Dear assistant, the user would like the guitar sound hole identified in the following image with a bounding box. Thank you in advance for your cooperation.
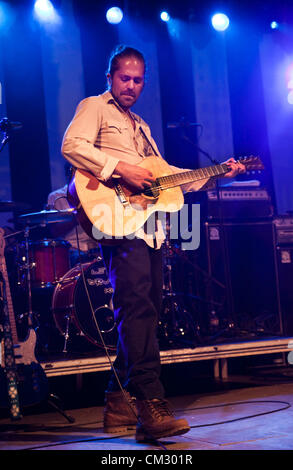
[144,183,160,199]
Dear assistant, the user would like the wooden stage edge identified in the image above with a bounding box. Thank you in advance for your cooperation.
[41,336,293,381]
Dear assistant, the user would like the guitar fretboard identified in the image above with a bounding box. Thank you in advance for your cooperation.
[157,163,229,190]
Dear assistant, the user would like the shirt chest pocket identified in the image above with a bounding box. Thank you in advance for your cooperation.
[99,120,134,150]
[104,121,129,134]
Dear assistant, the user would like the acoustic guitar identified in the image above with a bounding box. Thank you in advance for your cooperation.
[68,155,264,240]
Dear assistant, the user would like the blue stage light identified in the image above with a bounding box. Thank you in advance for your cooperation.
[270,21,279,30]
[0,2,14,30]
[288,90,293,105]
[34,0,58,22]
[211,13,230,32]
[35,0,53,16]
[160,11,170,22]
[106,7,123,24]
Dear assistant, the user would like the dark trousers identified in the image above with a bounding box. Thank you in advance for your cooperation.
[101,238,165,400]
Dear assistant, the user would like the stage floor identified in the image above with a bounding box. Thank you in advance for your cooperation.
[1,379,293,452]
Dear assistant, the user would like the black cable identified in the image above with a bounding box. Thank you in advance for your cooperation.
[177,399,291,428]
[14,399,291,450]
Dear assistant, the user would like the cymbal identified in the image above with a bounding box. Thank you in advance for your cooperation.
[18,209,76,225]
[0,200,31,212]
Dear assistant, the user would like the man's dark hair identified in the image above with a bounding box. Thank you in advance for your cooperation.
[107,45,146,78]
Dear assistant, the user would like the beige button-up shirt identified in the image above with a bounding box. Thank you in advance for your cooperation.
[62,91,214,248]
[47,185,97,252]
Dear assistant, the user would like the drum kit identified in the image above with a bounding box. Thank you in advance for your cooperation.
[1,200,211,358]
[1,201,117,356]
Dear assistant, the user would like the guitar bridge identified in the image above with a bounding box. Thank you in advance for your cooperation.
[114,183,129,206]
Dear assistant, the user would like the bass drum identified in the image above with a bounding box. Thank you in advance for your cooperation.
[52,259,117,351]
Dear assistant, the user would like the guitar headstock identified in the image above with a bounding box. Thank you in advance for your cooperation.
[237,155,264,171]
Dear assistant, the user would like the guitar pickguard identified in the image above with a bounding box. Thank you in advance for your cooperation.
[13,328,37,366]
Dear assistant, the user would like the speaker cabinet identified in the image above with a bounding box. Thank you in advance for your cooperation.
[205,220,283,335]
[275,246,293,336]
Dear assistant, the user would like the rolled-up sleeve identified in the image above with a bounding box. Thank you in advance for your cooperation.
[61,97,120,181]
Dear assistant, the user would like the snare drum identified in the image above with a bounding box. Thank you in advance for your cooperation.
[52,259,117,350]
[18,238,70,288]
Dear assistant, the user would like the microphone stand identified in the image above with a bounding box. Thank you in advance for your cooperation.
[0,118,22,153]
[0,131,9,153]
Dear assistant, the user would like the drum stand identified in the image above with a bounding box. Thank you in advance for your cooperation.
[62,312,71,354]
[23,227,34,328]
[160,227,200,348]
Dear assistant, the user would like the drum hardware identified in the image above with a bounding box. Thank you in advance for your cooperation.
[63,313,71,354]
[0,117,22,153]
[52,260,117,353]
[18,209,76,226]
[3,216,72,353]
[23,226,34,328]
[160,223,201,349]
[3,209,116,355]
[51,304,75,353]
[0,201,31,213]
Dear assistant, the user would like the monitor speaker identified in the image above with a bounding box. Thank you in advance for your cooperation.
[205,220,283,336]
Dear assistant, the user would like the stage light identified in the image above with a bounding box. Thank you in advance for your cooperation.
[34,0,58,23]
[286,64,293,84]
[287,90,293,105]
[34,0,54,16]
[286,64,293,105]
[106,7,123,24]
[211,13,230,32]
[270,21,279,30]
[160,11,170,22]
[0,1,11,27]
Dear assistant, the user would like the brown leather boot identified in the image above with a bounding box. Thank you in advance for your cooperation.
[103,390,138,433]
[135,398,190,442]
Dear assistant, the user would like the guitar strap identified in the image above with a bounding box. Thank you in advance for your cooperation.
[139,126,159,157]
[139,126,160,249]
[0,271,22,420]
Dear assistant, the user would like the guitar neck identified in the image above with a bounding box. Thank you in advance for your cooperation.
[157,163,229,190]
[0,252,18,346]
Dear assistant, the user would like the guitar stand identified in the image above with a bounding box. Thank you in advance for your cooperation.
[47,392,75,423]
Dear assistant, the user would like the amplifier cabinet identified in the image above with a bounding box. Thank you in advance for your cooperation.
[275,246,293,336]
[205,220,283,335]
[206,188,274,220]
[274,216,293,245]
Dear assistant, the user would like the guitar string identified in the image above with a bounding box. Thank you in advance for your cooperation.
[143,159,259,195]
[143,171,227,195]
